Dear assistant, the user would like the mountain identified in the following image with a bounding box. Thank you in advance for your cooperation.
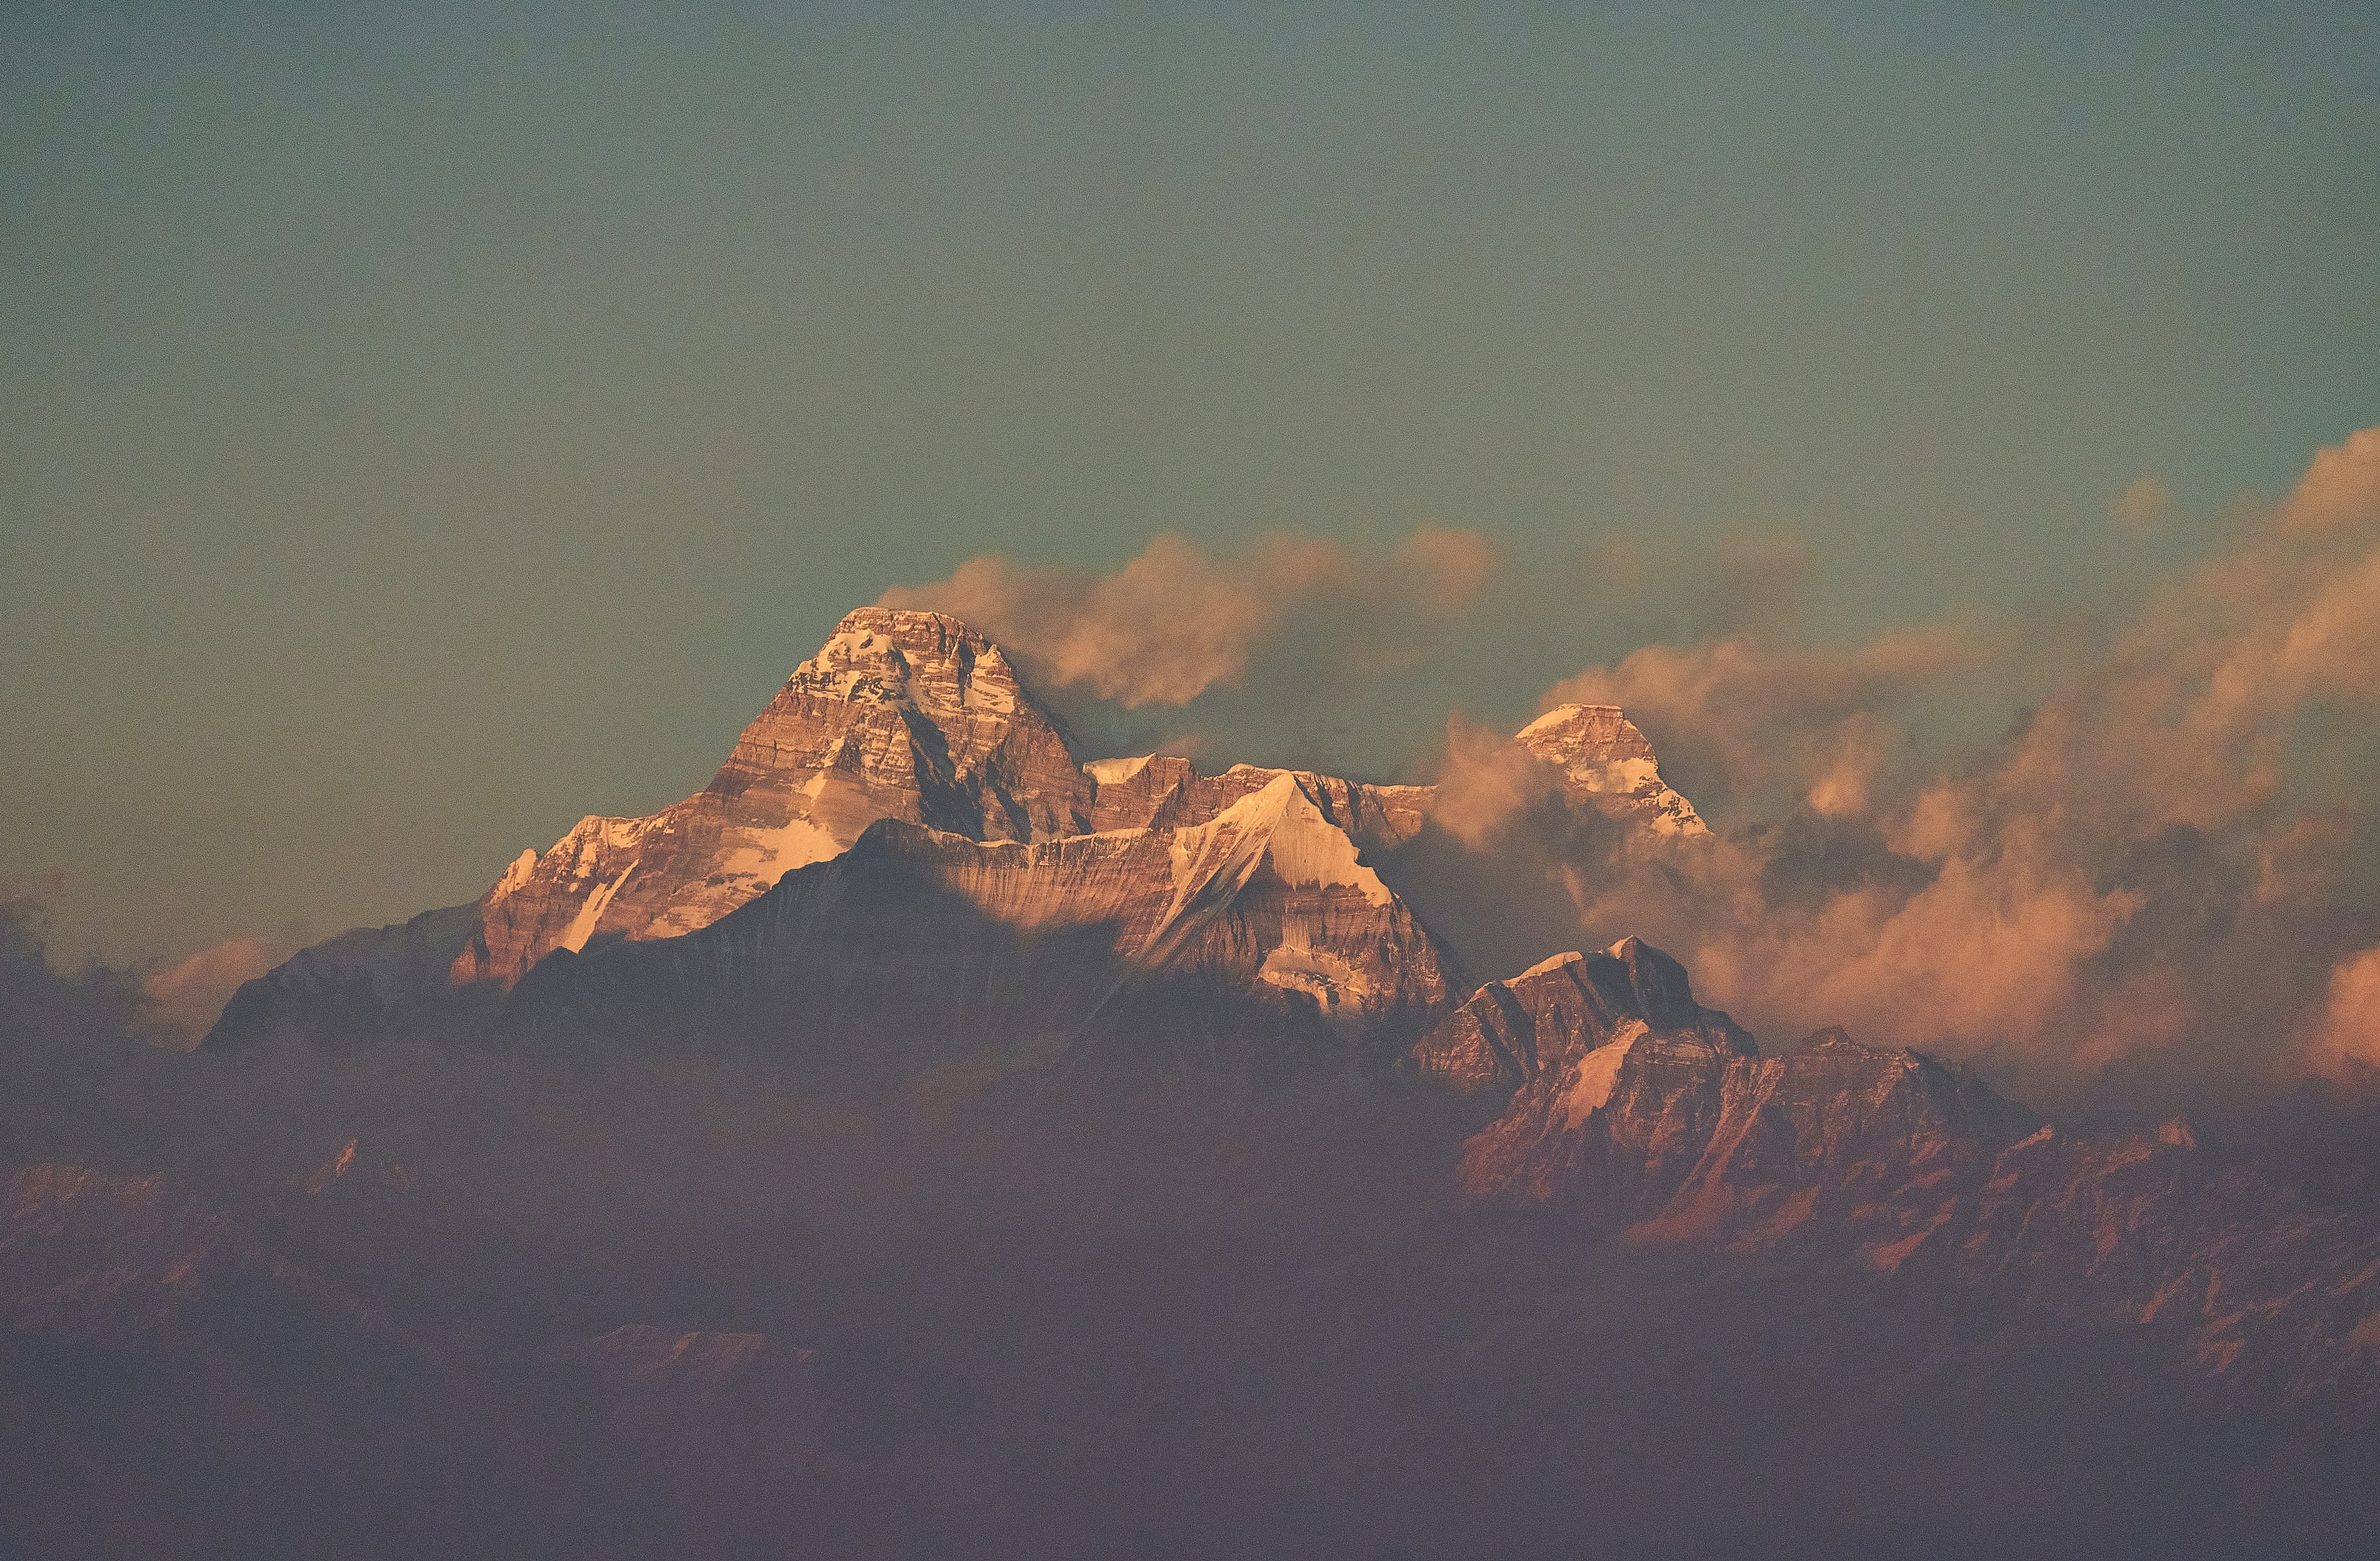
[504,769,1462,1082]
[205,607,1697,1061]
[1445,1003,2380,1417]
[1512,703,1707,836]
[26,602,2380,1554]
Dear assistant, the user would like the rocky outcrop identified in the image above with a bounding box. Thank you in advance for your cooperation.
[1439,941,1758,1225]
[213,603,1741,1061]
[1451,983,2380,1413]
[1952,1123,2380,1413]
[1406,936,1751,1095]
[1623,1027,2041,1258]
[205,901,490,1051]
[1513,703,1705,836]
[504,771,1466,1082]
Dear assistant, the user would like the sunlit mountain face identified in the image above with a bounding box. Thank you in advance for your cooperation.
[11,588,2380,1559]
[10,5,2380,1552]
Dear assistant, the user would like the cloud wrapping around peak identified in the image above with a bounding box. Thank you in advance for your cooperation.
[1537,623,1984,816]
[881,526,1497,709]
[1421,424,2380,1112]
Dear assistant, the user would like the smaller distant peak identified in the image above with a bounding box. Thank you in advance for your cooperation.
[1604,935,1644,960]
[1514,704,1656,764]
[2155,1118,2199,1150]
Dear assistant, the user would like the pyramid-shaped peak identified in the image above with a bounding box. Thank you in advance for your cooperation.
[1512,705,1707,836]
[1515,703,1656,764]
[790,605,1038,721]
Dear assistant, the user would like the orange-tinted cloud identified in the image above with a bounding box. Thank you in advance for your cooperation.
[136,937,279,1051]
[883,526,1497,708]
[2314,944,2380,1072]
[1459,423,2380,1106]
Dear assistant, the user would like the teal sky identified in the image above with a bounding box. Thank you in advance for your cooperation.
[6,2,2377,966]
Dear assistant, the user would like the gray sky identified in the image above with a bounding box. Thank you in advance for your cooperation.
[6,1,2377,968]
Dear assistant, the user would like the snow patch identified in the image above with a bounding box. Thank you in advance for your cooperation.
[1257,779,1393,907]
[1516,703,1626,745]
[1517,950,1585,982]
[1258,941,1378,1013]
[491,848,538,901]
[559,861,639,953]
[1085,755,1154,784]
[716,816,844,885]
[1149,775,1392,968]
[1560,1020,1647,1129]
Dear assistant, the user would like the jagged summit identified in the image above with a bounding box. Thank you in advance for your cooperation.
[446,609,1094,988]
[761,606,1059,738]
[1515,703,1706,836]
[1406,933,1754,1095]
[204,606,1709,1053]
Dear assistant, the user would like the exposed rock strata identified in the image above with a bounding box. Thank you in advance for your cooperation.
[1513,703,1706,836]
[1448,994,2380,1411]
[504,772,1465,1082]
[206,608,1679,1057]
[1406,936,1752,1095]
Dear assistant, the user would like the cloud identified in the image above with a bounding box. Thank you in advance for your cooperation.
[1424,713,1563,850]
[136,938,281,1051]
[1424,423,2380,1112]
[2314,944,2380,1072]
[1536,623,1983,815]
[882,526,1497,709]
[2279,425,2380,536]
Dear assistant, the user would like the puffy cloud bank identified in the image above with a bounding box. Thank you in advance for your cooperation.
[1432,426,2380,1113]
[881,526,1496,708]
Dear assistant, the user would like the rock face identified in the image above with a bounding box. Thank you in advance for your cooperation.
[1433,939,1759,1224]
[1405,936,1751,1095]
[207,903,490,1051]
[1954,1124,2380,1411]
[1445,990,2380,1411]
[204,607,1661,1062]
[505,771,1465,1082]
[457,609,1093,989]
[1513,703,1705,836]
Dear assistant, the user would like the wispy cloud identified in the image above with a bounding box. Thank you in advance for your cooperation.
[881,526,1497,709]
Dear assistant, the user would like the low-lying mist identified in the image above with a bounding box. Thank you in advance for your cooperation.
[8,884,2380,1559]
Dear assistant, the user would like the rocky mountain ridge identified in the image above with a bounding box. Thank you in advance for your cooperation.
[183,603,2380,1431]
[204,607,1685,1060]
